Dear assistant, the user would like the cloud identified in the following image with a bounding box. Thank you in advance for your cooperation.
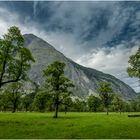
[0,2,140,92]
[0,8,20,36]
[76,45,140,92]
[77,45,137,73]
[33,1,39,18]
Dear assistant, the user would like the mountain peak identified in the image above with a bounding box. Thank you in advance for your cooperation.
[23,33,55,50]
[23,33,38,39]
[23,34,40,46]
[24,34,136,100]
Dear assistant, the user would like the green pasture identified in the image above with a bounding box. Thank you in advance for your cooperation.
[0,112,140,139]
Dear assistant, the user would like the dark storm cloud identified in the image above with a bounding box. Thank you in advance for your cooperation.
[1,1,140,49]
[0,1,119,45]
[0,1,140,92]
[0,1,34,17]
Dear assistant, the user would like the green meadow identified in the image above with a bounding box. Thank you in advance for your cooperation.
[0,112,140,139]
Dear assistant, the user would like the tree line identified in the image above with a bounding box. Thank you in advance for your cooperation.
[0,86,140,114]
[0,26,140,118]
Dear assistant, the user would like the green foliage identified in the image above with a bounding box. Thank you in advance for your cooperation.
[98,81,113,115]
[59,97,73,113]
[127,47,140,79]
[136,96,140,111]
[88,95,101,112]
[5,82,24,112]
[0,92,10,111]
[0,26,35,88]
[112,95,125,113]
[43,61,74,118]
[21,94,33,112]
[33,91,48,112]
[130,96,140,112]
[72,98,88,112]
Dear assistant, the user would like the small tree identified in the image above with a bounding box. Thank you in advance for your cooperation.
[43,61,74,118]
[0,26,35,88]
[0,92,10,111]
[72,98,87,112]
[124,102,131,112]
[88,95,101,112]
[112,95,124,114]
[136,96,140,112]
[5,82,23,113]
[21,94,32,112]
[33,91,47,112]
[98,81,113,115]
[129,96,140,112]
[61,96,73,114]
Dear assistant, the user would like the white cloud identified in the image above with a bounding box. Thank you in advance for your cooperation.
[76,45,140,92]
[0,2,140,92]
[0,8,20,36]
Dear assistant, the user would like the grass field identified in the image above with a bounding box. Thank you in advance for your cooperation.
[0,112,140,139]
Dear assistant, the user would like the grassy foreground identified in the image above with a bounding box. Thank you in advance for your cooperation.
[0,112,140,139]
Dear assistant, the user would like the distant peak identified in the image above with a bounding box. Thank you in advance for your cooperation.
[23,33,40,46]
[23,33,56,50]
[23,33,38,39]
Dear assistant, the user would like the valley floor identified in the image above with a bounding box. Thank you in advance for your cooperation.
[0,112,140,139]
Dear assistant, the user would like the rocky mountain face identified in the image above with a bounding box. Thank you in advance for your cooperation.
[24,34,136,100]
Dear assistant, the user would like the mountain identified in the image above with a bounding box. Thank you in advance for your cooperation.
[23,34,136,100]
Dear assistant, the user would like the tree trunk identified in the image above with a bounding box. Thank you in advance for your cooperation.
[12,104,16,113]
[120,109,121,115]
[54,103,59,118]
[65,106,67,114]
[12,100,17,113]
[25,105,28,112]
[94,107,97,112]
[107,108,109,115]
[3,106,7,112]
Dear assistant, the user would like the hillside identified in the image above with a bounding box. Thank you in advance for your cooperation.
[24,34,136,100]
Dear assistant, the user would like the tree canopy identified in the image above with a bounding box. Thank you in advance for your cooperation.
[98,81,113,115]
[88,95,101,112]
[0,26,35,88]
[127,47,140,79]
[43,61,74,118]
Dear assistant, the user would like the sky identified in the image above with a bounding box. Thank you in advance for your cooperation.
[0,1,140,92]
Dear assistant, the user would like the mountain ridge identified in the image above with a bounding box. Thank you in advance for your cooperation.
[23,34,136,100]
